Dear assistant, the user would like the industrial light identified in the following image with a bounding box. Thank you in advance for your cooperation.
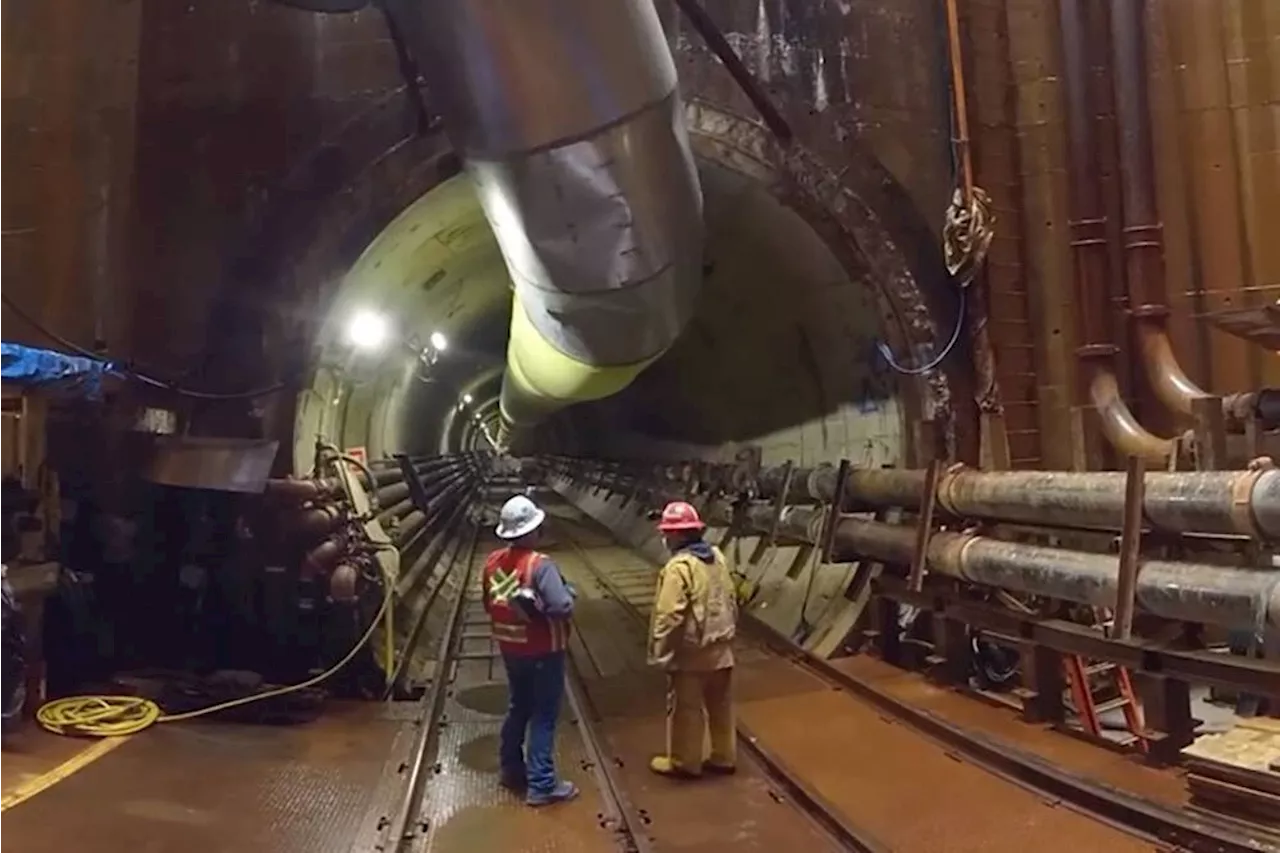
[429,331,448,352]
[463,393,473,405]
[346,310,389,351]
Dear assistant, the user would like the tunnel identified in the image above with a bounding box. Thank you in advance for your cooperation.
[2,1,1278,851]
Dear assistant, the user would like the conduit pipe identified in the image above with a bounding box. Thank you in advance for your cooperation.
[700,501,1279,634]
[1059,0,1175,464]
[752,461,1280,541]
[384,0,704,447]
[1108,0,1272,430]
[1109,0,1205,414]
[551,454,1280,541]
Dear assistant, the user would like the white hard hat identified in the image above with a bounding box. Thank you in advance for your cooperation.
[495,495,546,540]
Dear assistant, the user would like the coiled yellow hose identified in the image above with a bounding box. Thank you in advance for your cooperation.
[36,573,394,738]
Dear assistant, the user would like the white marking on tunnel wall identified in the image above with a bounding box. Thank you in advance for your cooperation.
[813,50,829,112]
[755,0,771,82]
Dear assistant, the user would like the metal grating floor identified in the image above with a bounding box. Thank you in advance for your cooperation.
[411,659,619,853]
[2,704,407,853]
[414,696,612,852]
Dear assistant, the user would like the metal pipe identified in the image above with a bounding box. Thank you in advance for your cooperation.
[394,478,471,548]
[383,0,703,443]
[943,0,974,206]
[1059,0,1175,460]
[1108,0,1212,422]
[1087,367,1176,464]
[377,467,471,526]
[569,456,1280,540]
[707,501,1279,633]
[397,489,477,597]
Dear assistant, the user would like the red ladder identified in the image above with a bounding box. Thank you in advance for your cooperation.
[1063,656,1148,753]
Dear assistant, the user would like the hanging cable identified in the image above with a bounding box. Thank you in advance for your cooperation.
[877,286,969,376]
[2,292,287,401]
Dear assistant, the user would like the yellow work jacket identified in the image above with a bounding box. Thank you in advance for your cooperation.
[648,545,738,672]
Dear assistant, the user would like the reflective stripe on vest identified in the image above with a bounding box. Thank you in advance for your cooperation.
[484,548,569,654]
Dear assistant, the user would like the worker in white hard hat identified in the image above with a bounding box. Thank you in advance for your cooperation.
[481,494,579,806]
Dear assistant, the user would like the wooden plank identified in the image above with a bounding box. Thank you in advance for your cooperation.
[907,459,944,594]
[1186,773,1280,826]
[1112,455,1145,640]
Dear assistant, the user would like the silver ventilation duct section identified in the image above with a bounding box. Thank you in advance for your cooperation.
[383,0,705,438]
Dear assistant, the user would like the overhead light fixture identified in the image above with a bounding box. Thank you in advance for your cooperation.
[463,393,473,405]
[346,310,389,351]
[429,331,448,352]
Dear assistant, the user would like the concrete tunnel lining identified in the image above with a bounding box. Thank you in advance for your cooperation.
[295,102,966,479]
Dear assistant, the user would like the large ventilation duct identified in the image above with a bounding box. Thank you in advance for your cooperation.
[384,0,705,446]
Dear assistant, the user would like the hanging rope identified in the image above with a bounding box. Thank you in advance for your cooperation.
[943,186,995,287]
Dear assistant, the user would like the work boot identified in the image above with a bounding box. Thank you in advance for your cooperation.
[526,780,579,807]
[702,760,736,776]
[499,768,527,793]
[648,755,701,779]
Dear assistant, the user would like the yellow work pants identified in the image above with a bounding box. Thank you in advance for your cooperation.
[665,668,735,772]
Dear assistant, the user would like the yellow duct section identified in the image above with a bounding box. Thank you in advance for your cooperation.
[499,294,657,442]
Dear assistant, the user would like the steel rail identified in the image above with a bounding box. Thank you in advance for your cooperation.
[383,503,486,853]
[562,650,653,853]
[738,620,1269,853]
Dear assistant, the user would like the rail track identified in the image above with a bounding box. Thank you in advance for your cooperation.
[548,499,1272,853]
[360,494,651,853]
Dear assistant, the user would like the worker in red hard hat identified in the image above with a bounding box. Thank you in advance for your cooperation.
[646,500,739,778]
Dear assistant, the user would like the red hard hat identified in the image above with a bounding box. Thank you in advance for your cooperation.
[657,501,704,532]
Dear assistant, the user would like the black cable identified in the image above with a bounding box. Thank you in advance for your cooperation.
[2,292,288,401]
[375,0,432,137]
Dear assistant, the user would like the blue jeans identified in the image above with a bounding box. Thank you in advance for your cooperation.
[500,651,565,796]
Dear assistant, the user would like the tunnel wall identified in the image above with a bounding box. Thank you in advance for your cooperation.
[3,1,954,405]
[304,96,958,471]
[960,0,1280,468]
[2,0,141,356]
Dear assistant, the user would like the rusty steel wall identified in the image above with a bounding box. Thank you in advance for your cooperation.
[1,0,141,358]
[963,0,1279,469]
[125,1,407,378]
[658,0,954,227]
[1147,0,1280,399]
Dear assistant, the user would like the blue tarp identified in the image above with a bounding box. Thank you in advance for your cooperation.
[0,342,120,400]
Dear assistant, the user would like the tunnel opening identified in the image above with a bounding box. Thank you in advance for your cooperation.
[297,101,965,477]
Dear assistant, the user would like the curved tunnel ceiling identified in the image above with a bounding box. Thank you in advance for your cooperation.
[297,105,946,477]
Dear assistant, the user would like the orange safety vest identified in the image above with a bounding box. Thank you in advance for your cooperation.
[482,548,571,657]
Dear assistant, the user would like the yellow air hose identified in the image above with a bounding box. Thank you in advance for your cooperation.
[35,564,395,739]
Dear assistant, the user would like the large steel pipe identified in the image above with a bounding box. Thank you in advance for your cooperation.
[377,467,472,528]
[557,456,1280,541]
[393,477,473,548]
[383,0,703,444]
[397,491,477,596]
[705,501,1279,633]
[754,462,1280,541]
[1059,0,1174,463]
[1108,0,1208,420]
